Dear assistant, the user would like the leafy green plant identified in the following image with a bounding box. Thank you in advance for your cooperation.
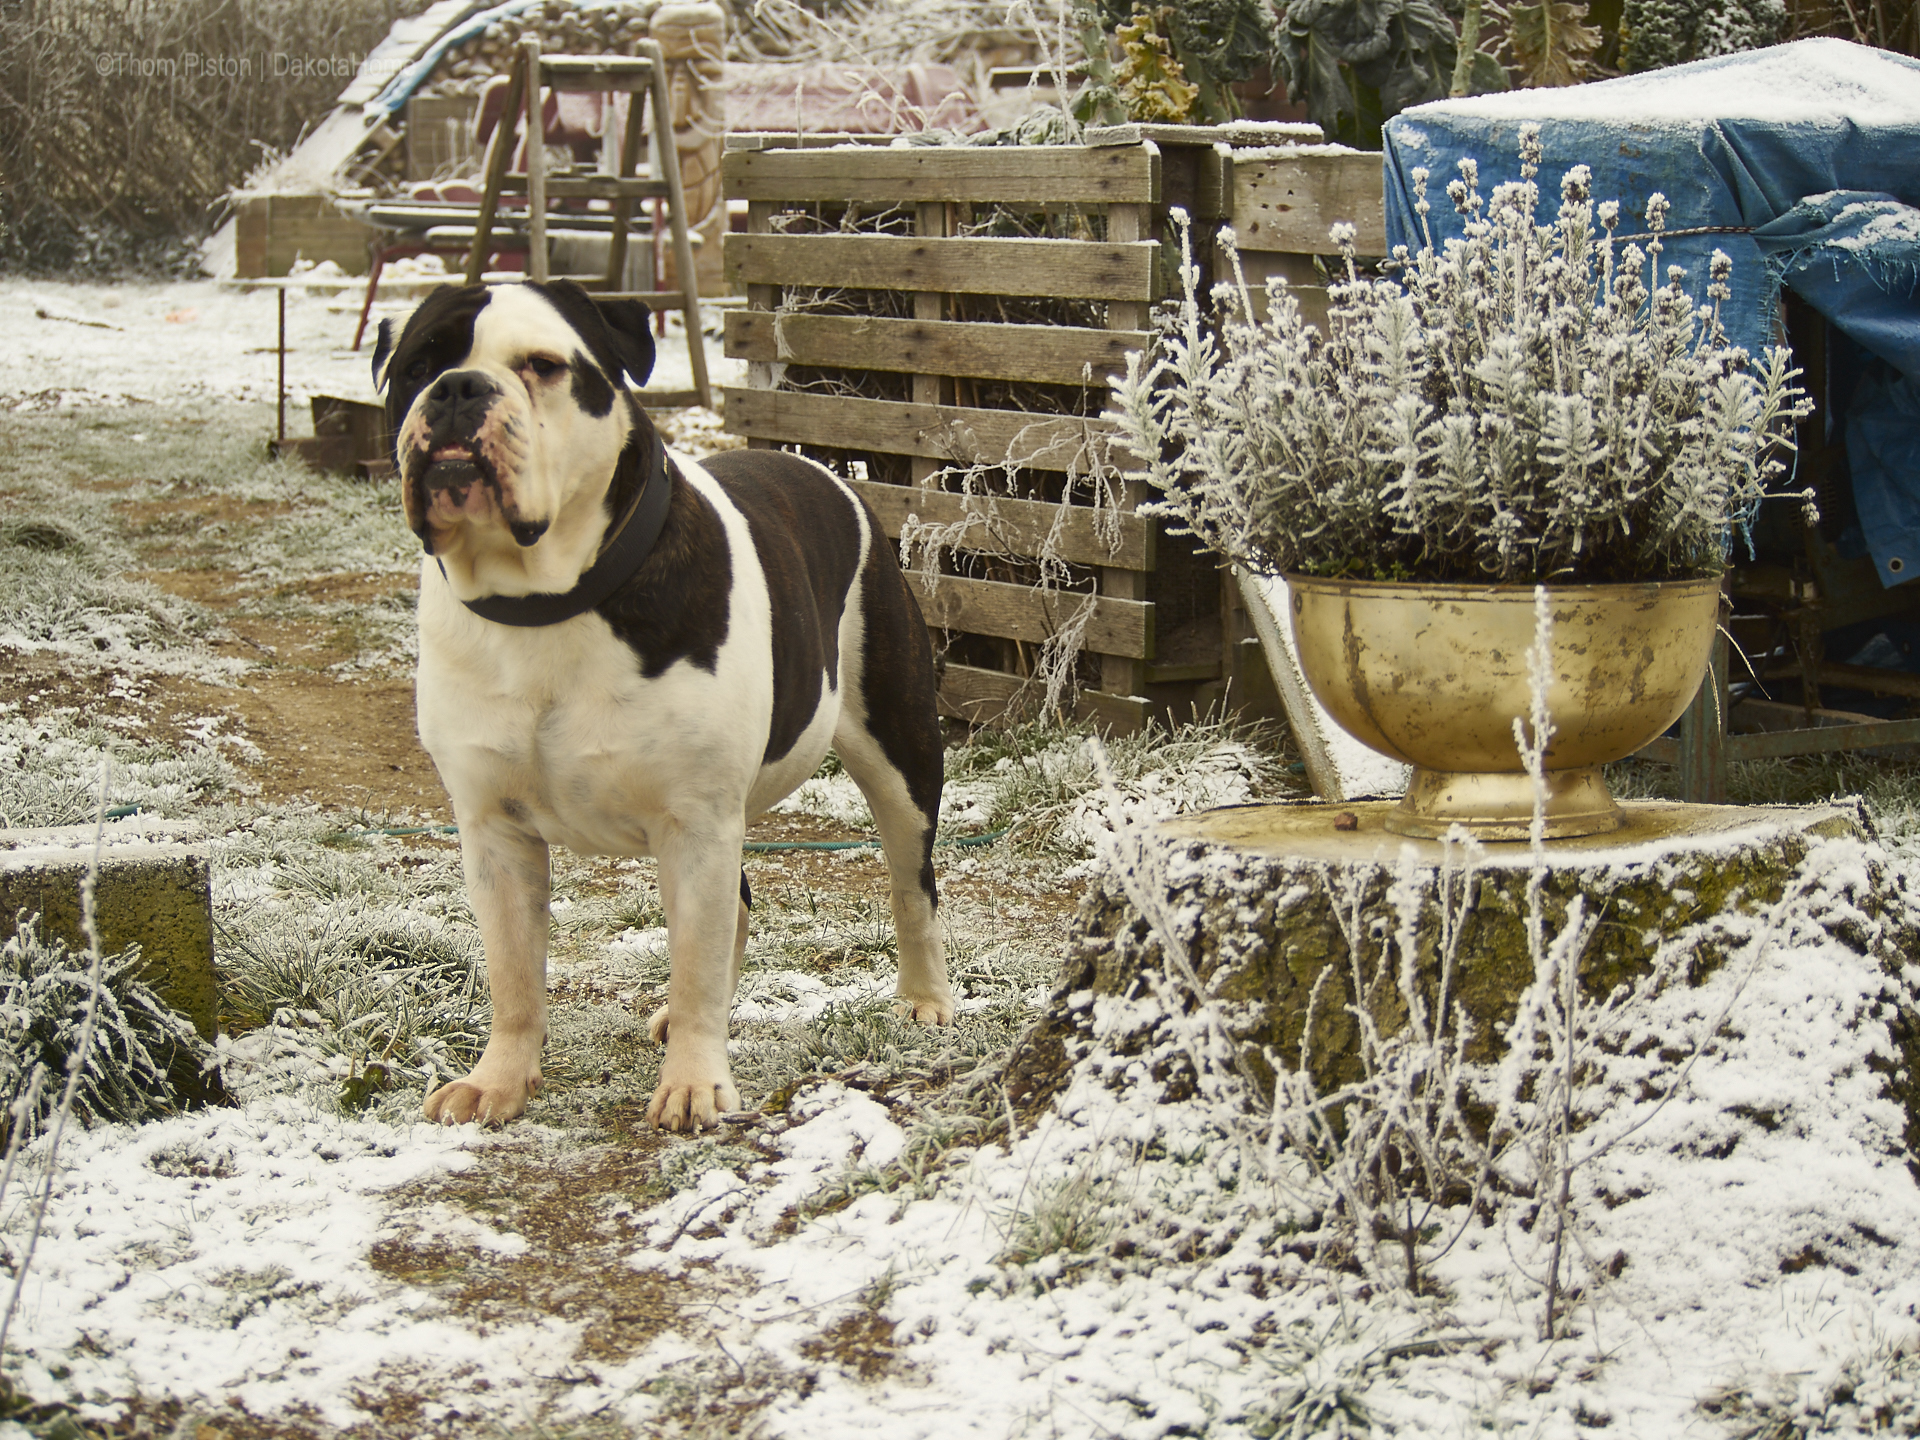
[1275,0,1473,149]
[1112,125,1810,584]
[1621,0,1786,71]
[1073,0,1278,124]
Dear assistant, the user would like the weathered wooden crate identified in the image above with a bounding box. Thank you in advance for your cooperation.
[406,94,481,181]
[719,129,1386,733]
[233,192,375,278]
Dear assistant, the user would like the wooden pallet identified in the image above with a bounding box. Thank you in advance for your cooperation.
[720,138,1190,732]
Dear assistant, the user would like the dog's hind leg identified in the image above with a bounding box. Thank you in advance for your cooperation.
[838,726,952,1024]
[836,552,953,1026]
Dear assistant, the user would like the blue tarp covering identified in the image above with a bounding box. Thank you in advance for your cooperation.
[1382,39,1920,586]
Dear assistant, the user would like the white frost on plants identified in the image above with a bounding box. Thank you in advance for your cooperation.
[9,818,1920,1436]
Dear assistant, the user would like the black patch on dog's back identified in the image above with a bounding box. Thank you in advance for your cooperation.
[597,452,731,677]
[701,451,866,765]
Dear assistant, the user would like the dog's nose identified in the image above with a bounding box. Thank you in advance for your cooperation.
[424,369,503,432]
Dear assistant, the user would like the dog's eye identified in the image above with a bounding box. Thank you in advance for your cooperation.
[405,358,432,383]
[527,356,564,380]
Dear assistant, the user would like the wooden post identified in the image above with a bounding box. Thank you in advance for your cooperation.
[641,39,710,408]
[463,49,527,285]
[1099,195,1150,709]
[910,200,950,487]
[603,75,648,292]
[524,39,547,284]
[744,196,777,449]
[1679,627,1729,804]
[276,286,286,448]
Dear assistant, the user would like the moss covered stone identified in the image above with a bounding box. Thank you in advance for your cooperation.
[1009,799,1920,1159]
[0,820,217,1039]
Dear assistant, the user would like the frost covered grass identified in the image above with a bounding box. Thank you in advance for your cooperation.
[0,916,208,1147]
[778,711,1292,856]
[0,706,241,828]
[0,403,422,686]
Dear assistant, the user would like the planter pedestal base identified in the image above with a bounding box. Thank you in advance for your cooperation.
[1390,763,1619,839]
[1004,800,1920,1158]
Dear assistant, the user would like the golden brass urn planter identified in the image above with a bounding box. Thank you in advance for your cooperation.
[1286,575,1722,840]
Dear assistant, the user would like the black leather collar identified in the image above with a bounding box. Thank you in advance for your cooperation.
[447,436,672,627]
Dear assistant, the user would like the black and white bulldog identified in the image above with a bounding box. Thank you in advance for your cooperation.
[372,280,953,1132]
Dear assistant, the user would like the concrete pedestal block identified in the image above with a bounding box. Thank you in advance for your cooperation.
[0,819,217,1041]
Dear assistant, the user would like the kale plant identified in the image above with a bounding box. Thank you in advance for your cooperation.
[1111,124,1811,585]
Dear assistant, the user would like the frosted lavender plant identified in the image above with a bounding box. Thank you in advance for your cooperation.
[1112,124,1812,583]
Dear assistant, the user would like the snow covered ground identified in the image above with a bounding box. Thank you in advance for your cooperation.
[9,822,1920,1438]
[0,262,740,416]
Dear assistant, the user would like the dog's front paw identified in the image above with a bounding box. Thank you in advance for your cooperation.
[646,1062,740,1133]
[646,1003,671,1044]
[898,990,955,1026]
[424,1070,538,1126]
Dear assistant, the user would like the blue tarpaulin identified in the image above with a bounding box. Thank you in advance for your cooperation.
[1382,38,1920,586]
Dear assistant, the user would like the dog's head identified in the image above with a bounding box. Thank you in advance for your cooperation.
[372,280,657,597]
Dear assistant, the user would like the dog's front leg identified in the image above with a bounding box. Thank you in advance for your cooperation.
[424,817,551,1125]
[646,823,746,1132]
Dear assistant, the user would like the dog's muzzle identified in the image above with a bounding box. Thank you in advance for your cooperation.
[405,369,548,548]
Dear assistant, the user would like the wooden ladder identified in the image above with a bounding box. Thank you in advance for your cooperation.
[464,38,710,410]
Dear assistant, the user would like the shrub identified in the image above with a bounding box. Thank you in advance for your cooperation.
[1112,124,1811,584]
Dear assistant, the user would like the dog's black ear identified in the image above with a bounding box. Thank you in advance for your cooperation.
[593,297,656,391]
[370,319,396,393]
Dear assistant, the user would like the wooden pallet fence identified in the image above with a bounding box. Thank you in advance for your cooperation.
[721,138,1180,732]
[719,130,1390,734]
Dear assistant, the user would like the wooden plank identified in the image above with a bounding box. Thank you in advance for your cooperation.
[721,388,1137,473]
[906,572,1151,659]
[722,144,1159,205]
[938,662,1149,733]
[1084,121,1323,147]
[724,311,1150,387]
[724,233,1159,301]
[539,55,653,92]
[1229,150,1387,256]
[725,132,895,151]
[1650,714,1920,762]
[1729,717,1920,760]
[846,477,1149,571]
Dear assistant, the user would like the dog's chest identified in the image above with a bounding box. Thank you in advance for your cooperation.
[416,580,778,852]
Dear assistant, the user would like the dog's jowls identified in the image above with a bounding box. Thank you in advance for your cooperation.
[374,280,953,1131]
